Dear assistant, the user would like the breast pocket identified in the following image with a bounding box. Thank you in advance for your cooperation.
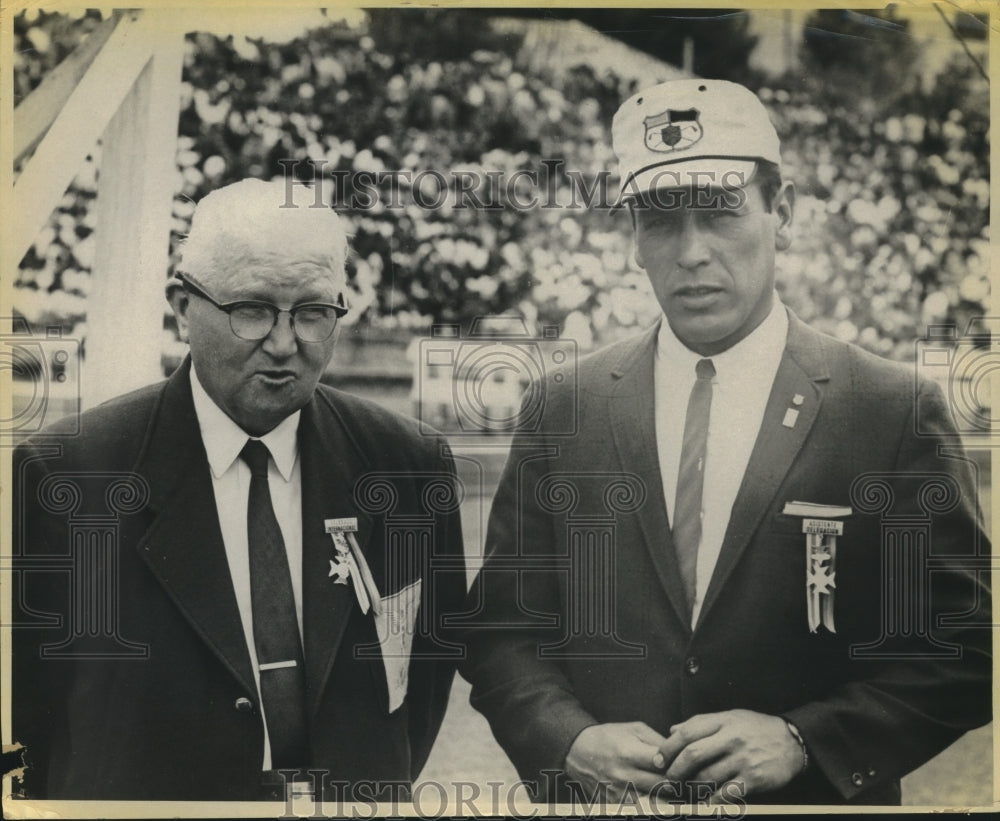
[373,579,422,713]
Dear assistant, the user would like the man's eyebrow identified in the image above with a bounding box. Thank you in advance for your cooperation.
[231,288,334,304]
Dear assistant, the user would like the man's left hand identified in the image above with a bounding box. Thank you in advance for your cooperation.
[653,709,802,801]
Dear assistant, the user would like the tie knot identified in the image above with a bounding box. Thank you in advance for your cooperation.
[240,439,271,477]
[696,358,716,380]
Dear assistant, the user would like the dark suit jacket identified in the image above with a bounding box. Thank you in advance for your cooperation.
[460,312,991,805]
[12,358,466,801]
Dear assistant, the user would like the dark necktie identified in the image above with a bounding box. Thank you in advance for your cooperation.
[673,358,716,620]
[240,439,308,768]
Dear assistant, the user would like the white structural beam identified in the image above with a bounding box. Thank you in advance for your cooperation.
[11,10,154,269]
[13,13,121,169]
[86,14,185,407]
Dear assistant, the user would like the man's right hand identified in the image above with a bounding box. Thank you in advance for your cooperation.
[564,721,671,800]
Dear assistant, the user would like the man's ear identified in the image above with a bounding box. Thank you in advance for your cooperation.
[166,283,191,342]
[774,181,795,252]
[628,204,646,269]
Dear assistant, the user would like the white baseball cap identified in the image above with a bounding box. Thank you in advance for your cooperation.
[612,79,781,200]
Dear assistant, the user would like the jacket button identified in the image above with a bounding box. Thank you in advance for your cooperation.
[851,772,864,787]
[684,656,700,675]
[867,767,877,777]
[235,697,253,712]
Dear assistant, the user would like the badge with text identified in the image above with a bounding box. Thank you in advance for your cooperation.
[324,517,382,616]
[782,501,852,633]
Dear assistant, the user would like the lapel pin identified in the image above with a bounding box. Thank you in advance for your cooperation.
[324,517,382,616]
[792,393,804,406]
[782,408,799,428]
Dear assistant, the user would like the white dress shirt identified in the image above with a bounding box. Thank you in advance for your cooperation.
[654,297,788,627]
[189,365,303,770]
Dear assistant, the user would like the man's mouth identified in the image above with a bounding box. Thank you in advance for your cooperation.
[673,285,725,302]
[256,370,297,385]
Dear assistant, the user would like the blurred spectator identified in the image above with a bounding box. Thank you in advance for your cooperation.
[14,9,989,363]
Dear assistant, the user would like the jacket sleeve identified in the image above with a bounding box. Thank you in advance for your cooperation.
[458,433,599,789]
[783,378,992,800]
[11,440,70,799]
[406,437,468,780]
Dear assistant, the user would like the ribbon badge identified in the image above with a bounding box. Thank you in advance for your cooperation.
[782,502,852,633]
[324,517,382,616]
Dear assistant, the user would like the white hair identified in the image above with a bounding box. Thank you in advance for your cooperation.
[178,178,348,292]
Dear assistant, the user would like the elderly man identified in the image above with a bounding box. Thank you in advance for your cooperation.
[13,179,466,801]
[460,80,991,805]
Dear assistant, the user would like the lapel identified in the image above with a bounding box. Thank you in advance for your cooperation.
[133,364,378,716]
[697,312,831,627]
[298,389,376,718]
[607,322,693,632]
[133,358,257,697]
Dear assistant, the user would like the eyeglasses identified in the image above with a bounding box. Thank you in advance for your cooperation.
[177,272,348,343]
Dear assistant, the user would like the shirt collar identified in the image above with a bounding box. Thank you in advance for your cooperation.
[656,293,788,380]
[189,364,300,481]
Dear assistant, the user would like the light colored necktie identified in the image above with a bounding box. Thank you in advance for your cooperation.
[673,358,716,619]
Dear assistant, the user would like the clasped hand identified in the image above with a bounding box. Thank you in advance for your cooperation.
[564,710,802,803]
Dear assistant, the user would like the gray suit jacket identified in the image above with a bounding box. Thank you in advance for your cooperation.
[461,311,991,804]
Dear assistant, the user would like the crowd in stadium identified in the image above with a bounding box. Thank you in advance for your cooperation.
[14,9,989,364]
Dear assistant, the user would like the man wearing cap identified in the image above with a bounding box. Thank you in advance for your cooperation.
[461,80,990,804]
[13,178,466,801]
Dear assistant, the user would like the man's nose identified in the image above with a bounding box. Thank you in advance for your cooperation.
[261,311,298,357]
[675,214,711,270]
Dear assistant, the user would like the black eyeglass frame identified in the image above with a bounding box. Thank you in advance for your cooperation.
[176,272,349,343]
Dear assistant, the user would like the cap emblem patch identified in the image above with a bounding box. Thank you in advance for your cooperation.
[643,108,702,153]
